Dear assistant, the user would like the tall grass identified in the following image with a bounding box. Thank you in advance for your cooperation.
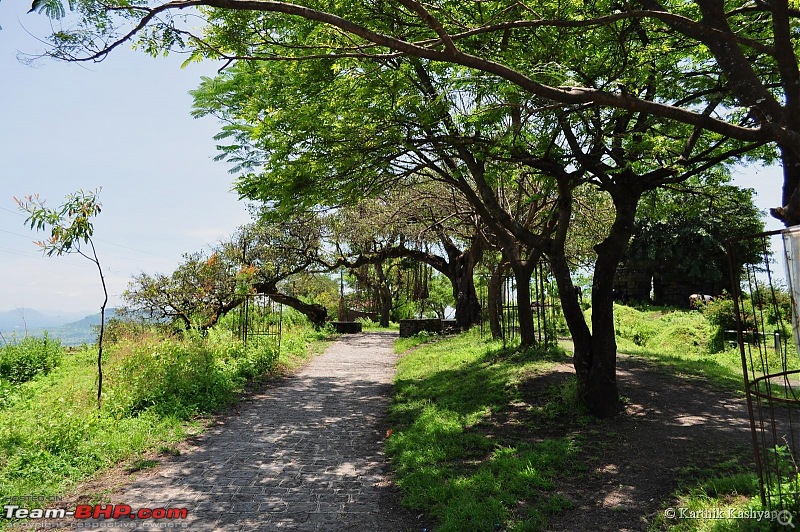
[0,336,62,385]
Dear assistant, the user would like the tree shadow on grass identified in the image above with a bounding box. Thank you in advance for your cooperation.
[542,355,757,531]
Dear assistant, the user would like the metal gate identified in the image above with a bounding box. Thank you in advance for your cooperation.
[726,228,800,514]
[481,261,557,347]
[235,294,282,351]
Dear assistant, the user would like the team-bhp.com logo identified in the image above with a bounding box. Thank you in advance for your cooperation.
[4,504,189,520]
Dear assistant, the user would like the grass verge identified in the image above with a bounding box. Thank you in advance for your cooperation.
[0,322,330,515]
[388,329,581,531]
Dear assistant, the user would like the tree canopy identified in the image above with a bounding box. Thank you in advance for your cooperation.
[16,0,792,416]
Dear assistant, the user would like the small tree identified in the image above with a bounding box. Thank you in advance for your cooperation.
[14,189,107,408]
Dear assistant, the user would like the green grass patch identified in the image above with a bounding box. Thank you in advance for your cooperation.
[394,330,443,354]
[650,469,771,531]
[388,329,580,530]
[607,305,773,393]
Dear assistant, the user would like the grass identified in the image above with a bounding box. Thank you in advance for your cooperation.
[0,320,330,512]
[393,330,441,353]
[388,329,581,530]
[389,306,800,531]
[648,467,770,531]
[607,304,800,394]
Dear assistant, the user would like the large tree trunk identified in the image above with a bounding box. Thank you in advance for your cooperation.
[585,185,643,417]
[776,144,800,226]
[435,231,484,330]
[547,176,641,418]
[549,247,592,398]
[451,244,482,329]
[375,262,392,327]
[510,260,537,347]
[487,263,505,339]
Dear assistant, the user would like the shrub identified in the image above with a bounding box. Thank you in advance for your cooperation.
[106,334,233,418]
[209,329,279,382]
[0,336,62,384]
[106,328,281,419]
[613,305,658,347]
[701,294,786,352]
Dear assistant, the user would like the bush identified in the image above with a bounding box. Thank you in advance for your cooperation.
[106,334,233,418]
[0,336,62,384]
[106,329,281,419]
[700,293,792,352]
[208,328,279,382]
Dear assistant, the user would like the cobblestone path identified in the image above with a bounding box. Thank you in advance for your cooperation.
[81,331,418,531]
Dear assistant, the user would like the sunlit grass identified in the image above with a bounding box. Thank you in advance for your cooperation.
[388,329,580,530]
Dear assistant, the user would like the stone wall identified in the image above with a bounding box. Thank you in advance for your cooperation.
[332,321,363,334]
[399,318,443,337]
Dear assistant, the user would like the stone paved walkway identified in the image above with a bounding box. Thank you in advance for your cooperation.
[80,332,418,531]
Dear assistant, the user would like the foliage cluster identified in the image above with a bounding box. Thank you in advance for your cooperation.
[628,185,765,299]
[0,336,62,385]
[702,287,794,353]
[104,330,276,419]
[389,329,578,530]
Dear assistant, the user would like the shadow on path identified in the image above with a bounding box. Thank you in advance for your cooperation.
[69,332,422,531]
[544,355,756,531]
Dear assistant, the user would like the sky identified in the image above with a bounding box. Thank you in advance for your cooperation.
[1,3,252,318]
[0,3,792,318]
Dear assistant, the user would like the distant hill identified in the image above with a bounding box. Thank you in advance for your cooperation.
[0,308,119,347]
[0,308,76,331]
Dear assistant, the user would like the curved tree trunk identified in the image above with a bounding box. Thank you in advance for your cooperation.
[264,292,328,328]
[547,176,641,418]
[585,187,640,417]
[253,282,328,327]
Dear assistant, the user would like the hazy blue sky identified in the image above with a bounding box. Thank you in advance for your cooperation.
[0,3,789,318]
[1,4,251,317]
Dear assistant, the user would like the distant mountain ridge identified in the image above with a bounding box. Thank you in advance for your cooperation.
[0,308,119,346]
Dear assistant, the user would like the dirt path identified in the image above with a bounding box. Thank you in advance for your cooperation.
[543,355,756,531]
[46,332,422,531]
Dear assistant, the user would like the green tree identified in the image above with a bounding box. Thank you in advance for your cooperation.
[124,214,331,329]
[626,182,765,304]
[14,189,108,407]
[22,0,789,219]
[122,250,240,331]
